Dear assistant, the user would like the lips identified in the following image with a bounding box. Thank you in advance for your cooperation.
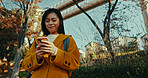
[49,26,54,29]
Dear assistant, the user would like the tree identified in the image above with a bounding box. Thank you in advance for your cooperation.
[0,0,43,77]
[123,0,148,35]
[123,0,148,11]
[108,0,147,52]
[73,0,118,61]
[10,0,44,77]
[26,4,43,47]
[0,6,21,76]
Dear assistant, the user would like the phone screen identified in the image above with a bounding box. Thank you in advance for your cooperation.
[37,37,48,44]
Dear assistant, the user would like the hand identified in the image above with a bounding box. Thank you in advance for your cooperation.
[36,50,44,63]
[36,40,57,57]
[36,50,44,59]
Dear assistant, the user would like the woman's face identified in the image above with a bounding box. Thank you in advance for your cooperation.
[45,12,60,34]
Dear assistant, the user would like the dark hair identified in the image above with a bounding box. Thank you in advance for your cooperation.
[41,8,65,35]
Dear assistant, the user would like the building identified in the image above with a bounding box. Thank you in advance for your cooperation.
[111,36,139,52]
[140,0,148,50]
[140,0,148,35]
[141,34,148,50]
[85,42,107,61]
[79,49,86,64]
[85,42,107,54]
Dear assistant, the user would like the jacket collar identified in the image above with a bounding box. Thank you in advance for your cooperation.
[53,34,71,46]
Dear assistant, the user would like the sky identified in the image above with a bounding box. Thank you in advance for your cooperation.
[1,0,147,51]
[39,0,147,51]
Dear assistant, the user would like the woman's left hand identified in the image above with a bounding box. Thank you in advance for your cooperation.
[38,40,57,55]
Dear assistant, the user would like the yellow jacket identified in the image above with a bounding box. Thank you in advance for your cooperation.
[22,34,79,78]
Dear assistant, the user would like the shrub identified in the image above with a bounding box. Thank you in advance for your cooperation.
[19,71,29,78]
[72,50,148,78]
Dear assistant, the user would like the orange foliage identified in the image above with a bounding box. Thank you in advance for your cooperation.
[14,0,21,1]
[26,4,43,38]
[29,2,32,5]
[0,7,21,30]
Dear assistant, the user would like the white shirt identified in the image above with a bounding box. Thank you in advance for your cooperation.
[47,34,59,56]
[47,34,59,42]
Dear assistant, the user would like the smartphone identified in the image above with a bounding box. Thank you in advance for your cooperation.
[37,37,48,44]
[36,37,48,50]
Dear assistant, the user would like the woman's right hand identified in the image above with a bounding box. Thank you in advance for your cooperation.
[36,44,44,60]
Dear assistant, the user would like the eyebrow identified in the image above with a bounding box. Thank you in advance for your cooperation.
[45,18,56,19]
[45,18,49,19]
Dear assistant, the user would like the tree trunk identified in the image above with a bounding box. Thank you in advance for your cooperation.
[104,39,115,62]
[11,48,23,78]
[7,59,12,78]
[11,16,28,78]
[73,0,118,62]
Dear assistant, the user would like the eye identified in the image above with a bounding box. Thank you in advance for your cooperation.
[45,20,49,22]
[45,19,49,22]
[52,19,56,22]
[45,21,49,22]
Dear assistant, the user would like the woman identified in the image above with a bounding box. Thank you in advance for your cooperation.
[22,8,79,78]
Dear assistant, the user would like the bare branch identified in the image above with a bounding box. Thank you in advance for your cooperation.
[22,2,26,15]
[18,1,23,9]
[27,0,34,14]
[1,0,6,8]
[103,0,111,37]
[107,0,111,38]
[26,0,30,10]
[108,0,118,37]
[73,0,104,38]
[109,0,118,17]
[11,1,21,8]
[103,0,118,36]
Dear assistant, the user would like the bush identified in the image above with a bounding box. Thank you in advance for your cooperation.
[19,71,29,78]
[72,50,148,78]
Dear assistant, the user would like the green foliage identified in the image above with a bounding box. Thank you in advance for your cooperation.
[89,52,97,59]
[72,50,148,78]
[19,72,29,78]
[128,41,138,51]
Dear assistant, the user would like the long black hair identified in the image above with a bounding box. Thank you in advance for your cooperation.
[41,8,65,35]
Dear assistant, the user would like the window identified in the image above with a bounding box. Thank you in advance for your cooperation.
[128,42,132,45]
[113,43,116,47]
[144,38,148,43]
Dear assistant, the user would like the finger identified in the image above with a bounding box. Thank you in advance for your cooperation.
[37,53,44,56]
[41,50,54,54]
[36,45,41,50]
[37,54,43,58]
[37,44,50,50]
[37,49,54,54]
[41,40,50,44]
[41,40,54,45]
[36,50,48,54]
[39,43,50,46]
[36,50,44,54]
[40,47,51,50]
[36,50,41,53]
[37,52,47,57]
[39,43,52,48]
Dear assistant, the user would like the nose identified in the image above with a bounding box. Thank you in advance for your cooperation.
[49,21,53,24]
